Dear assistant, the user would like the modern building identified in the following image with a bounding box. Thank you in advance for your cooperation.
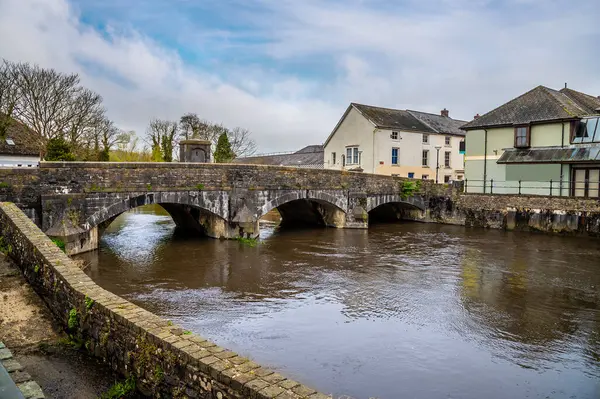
[0,118,40,167]
[462,86,600,197]
[234,145,324,169]
[324,103,466,182]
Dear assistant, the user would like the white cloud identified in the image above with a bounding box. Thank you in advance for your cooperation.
[0,0,338,153]
[0,0,599,153]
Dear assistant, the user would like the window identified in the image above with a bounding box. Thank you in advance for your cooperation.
[422,175,429,180]
[341,155,346,166]
[422,150,429,167]
[572,117,600,144]
[331,152,336,165]
[423,134,429,144]
[391,131,399,140]
[5,138,14,145]
[459,140,466,154]
[391,148,399,165]
[346,147,360,165]
[408,172,415,178]
[444,151,451,168]
[572,168,600,198]
[514,125,530,148]
[445,136,451,146]
[444,175,451,183]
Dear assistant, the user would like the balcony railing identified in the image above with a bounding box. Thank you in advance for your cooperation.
[464,179,599,198]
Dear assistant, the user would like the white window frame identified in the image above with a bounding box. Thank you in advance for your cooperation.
[444,151,451,168]
[331,152,336,165]
[346,146,360,165]
[423,134,429,144]
[391,131,399,140]
[422,150,429,167]
[445,136,451,146]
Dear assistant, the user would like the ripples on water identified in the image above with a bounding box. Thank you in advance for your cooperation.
[79,205,600,399]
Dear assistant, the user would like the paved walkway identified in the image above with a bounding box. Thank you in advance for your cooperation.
[0,342,44,399]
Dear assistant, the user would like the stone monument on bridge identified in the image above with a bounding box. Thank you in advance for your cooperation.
[179,139,212,163]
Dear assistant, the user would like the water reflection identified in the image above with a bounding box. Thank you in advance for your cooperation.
[79,205,600,399]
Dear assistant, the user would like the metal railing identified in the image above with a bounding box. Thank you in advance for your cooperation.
[464,179,600,198]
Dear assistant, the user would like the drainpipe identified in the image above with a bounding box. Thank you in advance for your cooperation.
[560,122,565,195]
[372,129,376,173]
[483,129,488,194]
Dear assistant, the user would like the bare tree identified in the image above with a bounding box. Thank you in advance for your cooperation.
[66,88,104,149]
[0,60,20,137]
[228,127,257,158]
[147,119,178,162]
[11,62,80,144]
[179,113,202,140]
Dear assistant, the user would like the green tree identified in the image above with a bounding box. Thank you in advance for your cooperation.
[45,137,75,161]
[214,132,235,163]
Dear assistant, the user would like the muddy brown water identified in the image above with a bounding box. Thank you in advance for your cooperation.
[77,205,600,399]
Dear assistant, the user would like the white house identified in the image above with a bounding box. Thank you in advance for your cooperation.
[324,103,467,182]
[0,118,40,167]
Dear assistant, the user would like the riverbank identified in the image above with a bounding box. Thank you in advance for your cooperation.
[0,253,123,399]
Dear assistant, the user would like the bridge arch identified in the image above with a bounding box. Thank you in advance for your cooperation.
[258,190,347,228]
[84,191,231,238]
[366,194,425,224]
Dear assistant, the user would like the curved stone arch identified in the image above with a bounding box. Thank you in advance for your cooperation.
[366,194,426,213]
[83,191,229,230]
[258,190,348,220]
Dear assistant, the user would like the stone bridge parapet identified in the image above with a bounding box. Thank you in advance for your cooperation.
[0,162,448,254]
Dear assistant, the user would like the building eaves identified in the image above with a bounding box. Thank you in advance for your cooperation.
[461,85,599,130]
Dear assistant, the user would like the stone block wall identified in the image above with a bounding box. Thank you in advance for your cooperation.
[0,202,328,399]
[404,193,600,236]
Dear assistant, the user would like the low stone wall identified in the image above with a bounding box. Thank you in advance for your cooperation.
[0,202,328,399]
[404,193,600,236]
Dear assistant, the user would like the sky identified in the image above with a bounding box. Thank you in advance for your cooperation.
[0,0,599,153]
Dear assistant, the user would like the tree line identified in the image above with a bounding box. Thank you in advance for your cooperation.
[0,59,256,162]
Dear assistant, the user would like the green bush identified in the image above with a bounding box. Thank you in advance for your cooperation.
[45,137,76,161]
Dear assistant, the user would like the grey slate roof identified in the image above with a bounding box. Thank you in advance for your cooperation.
[0,117,40,156]
[407,110,467,136]
[352,103,433,133]
[234,145,324,167]
[462,86,600,130]
[324,103,467,147]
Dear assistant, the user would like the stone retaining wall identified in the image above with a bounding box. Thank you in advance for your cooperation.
[0,202,328,399]
[403,193,600,236]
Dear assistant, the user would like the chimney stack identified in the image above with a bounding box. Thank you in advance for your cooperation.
[474,113,480,119]
[441,108,449,117]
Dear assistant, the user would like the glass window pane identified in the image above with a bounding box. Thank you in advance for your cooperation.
[589,169,599,198]
[574,169,586,197]
[346,148,352,163]
[353,148,359,164]
[589,118,599,143]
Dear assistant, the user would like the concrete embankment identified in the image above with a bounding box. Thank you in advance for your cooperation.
[0,201,328,399]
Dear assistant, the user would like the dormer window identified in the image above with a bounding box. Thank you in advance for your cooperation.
[514,125,530,148]
[572,117,599,144]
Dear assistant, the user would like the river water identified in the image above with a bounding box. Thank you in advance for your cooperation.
[78,205,600,399]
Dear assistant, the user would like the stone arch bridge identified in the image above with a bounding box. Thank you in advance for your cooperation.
[0,162,445,254]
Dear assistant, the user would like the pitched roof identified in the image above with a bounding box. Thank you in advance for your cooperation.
[352,103,434,133]
[461,86,600,130]
[234,145,324,167]
[324,103,467,147]
[0,117,40,156]
[407,109,467,136]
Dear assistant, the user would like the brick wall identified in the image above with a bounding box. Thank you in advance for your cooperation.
[0,202,329,399]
